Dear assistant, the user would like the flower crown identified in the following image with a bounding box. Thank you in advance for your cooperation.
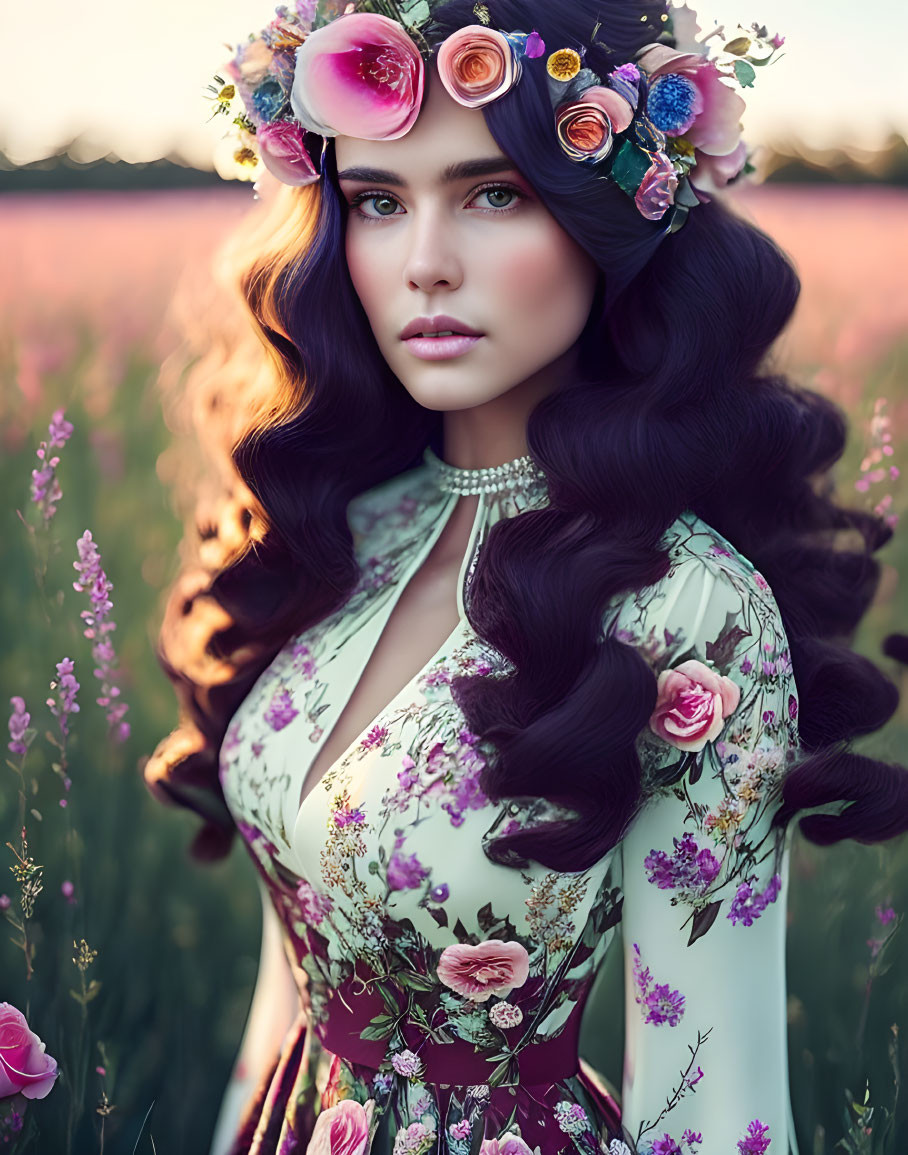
[209,1,784,231]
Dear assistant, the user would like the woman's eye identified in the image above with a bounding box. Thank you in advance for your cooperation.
[349,184,524,221]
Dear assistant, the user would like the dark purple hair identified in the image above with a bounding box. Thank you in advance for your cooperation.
[148,0,908,868]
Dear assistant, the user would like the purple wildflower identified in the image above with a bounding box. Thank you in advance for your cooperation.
[47,657,80,739]
[387,850,429,891]
[740,655,753,674]
[72,530,130,741]
[762,709,775,725]
[0,895,10,911]
[30,407,74,523]
[685,1066,704,1089]
[263,687,298,731]
[876,904,896,924]
[651,1136,682,1155]
[737,1119,771,1155]
[61,880,76,905]
[430,882,449,903]
[7,696,32,757]
[644,832,721,899]
[682,1131,703,1149]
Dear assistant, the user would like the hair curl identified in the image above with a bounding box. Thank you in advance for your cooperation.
[147,0,908,867]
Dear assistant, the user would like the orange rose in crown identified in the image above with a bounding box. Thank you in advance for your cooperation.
[648,659,740,752]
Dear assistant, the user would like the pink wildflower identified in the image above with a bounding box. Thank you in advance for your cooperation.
[30,408,74,523]
[72,531,130,742]
[7,697,32,757]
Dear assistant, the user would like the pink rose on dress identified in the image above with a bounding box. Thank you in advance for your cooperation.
[436,25,521,108]
[649,659,740,752]
[304,1096,375,1155]
[436,939,530,1002]
[0,1003,58,1100]
[637,43,746,158]
[257,121,320,186]
[555,86,634,164]
[291,12,424,140]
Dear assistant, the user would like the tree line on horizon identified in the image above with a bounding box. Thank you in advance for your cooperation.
[1,133,907,193]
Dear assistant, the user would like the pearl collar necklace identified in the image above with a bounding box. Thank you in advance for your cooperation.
[422,445,548,497]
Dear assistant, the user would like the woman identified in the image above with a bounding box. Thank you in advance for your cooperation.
[146,1,908,1153]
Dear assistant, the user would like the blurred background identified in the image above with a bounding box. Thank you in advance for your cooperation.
[1,0,907,1151]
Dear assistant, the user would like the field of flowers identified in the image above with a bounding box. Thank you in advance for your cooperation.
[0,183,906,1153]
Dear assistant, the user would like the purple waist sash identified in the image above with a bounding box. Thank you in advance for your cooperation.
[315,968,580,1087]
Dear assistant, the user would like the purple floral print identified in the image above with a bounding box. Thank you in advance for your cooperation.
[387,849,429,891]
[737,1119,771,1154]
[727,873,782,926]
[632,943,685,1026]
[263,687,299,730]
[644,832,721,900]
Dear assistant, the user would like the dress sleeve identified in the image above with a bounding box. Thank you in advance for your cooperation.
[611,550,801,1155]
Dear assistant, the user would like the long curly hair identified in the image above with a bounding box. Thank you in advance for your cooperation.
[146,0,908,867]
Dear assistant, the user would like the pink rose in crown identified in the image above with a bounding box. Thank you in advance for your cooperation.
[291,12,424,139]
[689,139,748,195]
[0,1003,58,1100]
[436,939,530,1002]
[637,43,746,158]
[555,86,634,164]
[635,151,679,220]
[649,659,740,752]
[304,1096,375,1155]
[257,120,320,186]
[436,25,521,108]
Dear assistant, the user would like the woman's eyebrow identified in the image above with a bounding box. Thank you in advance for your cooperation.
[336,156,518,186]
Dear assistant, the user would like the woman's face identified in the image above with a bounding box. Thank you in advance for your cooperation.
[335,64,600,415]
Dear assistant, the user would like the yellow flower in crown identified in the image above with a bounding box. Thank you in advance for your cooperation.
[546,48,582,82]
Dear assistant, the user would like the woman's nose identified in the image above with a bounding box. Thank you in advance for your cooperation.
[402,206,464,293]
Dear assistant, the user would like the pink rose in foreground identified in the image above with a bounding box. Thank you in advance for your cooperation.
[304,1096,374,1155]
[637,44,746,157]
[291,12,424,139]
[0,1003,58,1101]
[649,659,740,751]
[555,86,634,164]
[437,939,530,1002]
[257,120,320,186]
[480,1134,538,1155]
[689,139,748,195]
[436,25,521,108]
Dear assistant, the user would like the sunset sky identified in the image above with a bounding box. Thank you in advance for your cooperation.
[2,0,905,169]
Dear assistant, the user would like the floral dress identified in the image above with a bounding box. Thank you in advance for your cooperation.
[218,448,802,1155]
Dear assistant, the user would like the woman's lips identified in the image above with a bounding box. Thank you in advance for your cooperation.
[402,334,483,361]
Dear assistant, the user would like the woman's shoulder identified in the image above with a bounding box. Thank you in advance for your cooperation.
[605,510,790,674]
